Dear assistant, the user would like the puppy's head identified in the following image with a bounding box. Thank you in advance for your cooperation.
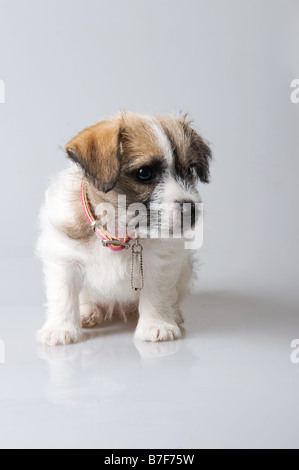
[66,111,211,236]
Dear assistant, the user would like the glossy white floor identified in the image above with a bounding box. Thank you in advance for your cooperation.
[0,257,299,449]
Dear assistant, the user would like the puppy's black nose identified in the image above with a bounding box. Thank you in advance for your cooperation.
[179,201,200,227]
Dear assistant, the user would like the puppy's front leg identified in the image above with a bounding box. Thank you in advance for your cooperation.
[37,260,83,346]
[135,256,182,342]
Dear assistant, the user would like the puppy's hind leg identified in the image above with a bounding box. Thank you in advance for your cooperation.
[36,260,83,346]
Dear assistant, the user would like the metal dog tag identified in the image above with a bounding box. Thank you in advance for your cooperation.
[131,239,144,291]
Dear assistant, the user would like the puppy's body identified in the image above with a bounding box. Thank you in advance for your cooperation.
[37,112,211,346]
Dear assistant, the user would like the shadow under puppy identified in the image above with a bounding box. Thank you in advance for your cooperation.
[36,111,211,346]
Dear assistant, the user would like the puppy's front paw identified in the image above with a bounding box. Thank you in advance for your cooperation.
[134,320,182,343]
[36,324,82,346]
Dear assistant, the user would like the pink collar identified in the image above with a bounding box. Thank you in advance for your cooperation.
[80,179,132,251]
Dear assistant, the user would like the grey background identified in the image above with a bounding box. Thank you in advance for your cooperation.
[0,0,299,449]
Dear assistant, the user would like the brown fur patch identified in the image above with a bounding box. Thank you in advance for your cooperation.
[66,119,122,193]
[121,112,164,159]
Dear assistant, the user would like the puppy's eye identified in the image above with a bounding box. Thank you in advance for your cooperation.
[136,167,155,182]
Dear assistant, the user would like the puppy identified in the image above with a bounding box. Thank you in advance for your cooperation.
[36,111,211,346]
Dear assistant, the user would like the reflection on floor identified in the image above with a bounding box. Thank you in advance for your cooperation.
[0,290,298,449]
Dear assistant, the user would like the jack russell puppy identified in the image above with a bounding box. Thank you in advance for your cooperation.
[36,111,211,346]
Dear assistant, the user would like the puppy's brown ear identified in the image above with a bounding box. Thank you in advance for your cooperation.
[180,119,212,183]
[189,129,212,183]
[66,119,122,193]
